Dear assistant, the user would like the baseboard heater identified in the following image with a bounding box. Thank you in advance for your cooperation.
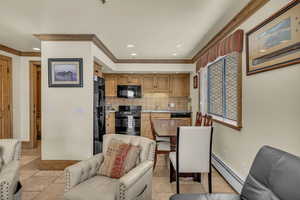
[211,153,245,193]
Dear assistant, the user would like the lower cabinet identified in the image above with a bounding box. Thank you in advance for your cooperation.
[106,112,115,134]
[141,113,153,139]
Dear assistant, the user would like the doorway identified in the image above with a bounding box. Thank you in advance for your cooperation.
[29,61,41,148]
[0,54,13,139]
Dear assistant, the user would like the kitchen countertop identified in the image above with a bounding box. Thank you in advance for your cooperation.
[106,110,191,113]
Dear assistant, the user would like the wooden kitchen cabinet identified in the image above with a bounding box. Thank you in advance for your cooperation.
[106,112,115,134]
[117,74,141,85]
[142,74,170,93]
[141,113,153,139]
[104,74,117,97]
[170,74,190,97]
[155,75,170,92]
[150,113,171,119]
[143,75,155,93]
[94,62,102,78]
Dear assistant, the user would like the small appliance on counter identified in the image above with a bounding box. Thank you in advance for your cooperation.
[115,105,142,136]
[117,85,141,98]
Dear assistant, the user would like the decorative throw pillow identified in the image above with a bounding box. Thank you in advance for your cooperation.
[98,139,141,178]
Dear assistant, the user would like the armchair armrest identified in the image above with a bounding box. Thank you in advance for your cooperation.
[119,161,153,200]
[64,153,104,192]
[0,161,20,200]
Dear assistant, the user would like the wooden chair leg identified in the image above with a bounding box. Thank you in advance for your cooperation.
[208,172,212,193]
[193,173,201,183]
[169,162,173,183]
[176,168,180,194]
[153,148,158,171]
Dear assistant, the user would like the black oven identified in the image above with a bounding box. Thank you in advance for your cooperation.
[115,105,141,136]
[117,85,141,98]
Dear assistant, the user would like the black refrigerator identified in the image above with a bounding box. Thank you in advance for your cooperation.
[93,77,105,154]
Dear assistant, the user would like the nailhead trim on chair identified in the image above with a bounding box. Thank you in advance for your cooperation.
[65,170,71,193]
[0,181,10,200]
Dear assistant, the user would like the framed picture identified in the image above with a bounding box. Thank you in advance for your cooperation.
[193,75,198,89]
[48,58,83,87]
[246,1,300,75]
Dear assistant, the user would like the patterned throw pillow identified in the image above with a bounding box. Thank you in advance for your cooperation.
[98,139,141,178]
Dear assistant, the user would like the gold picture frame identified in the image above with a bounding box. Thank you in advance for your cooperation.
[246,0,300,75]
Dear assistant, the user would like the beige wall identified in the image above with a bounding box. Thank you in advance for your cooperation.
[0,50,40,141]
[41,41,94,160]
[193,0,300,179]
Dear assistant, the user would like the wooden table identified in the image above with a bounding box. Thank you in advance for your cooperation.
[151,118,191,151]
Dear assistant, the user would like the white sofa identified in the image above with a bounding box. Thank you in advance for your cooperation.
[0,139,21,200]
[64,134,156,200]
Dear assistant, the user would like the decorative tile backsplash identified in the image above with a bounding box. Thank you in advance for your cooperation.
[106,93,191,111]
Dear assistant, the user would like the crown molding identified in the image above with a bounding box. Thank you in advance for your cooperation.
[0,44,41,57]
[191,0,270,62]
[34,34,194,64]
[116,59,193,64]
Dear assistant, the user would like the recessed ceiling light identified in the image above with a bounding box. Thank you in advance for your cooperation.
[172,53,177,56]
[131,53,137,56]
[259,49,266,53]
[33,47,40,51]
[127,44,135,48]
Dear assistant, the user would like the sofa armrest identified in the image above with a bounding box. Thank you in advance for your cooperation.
[0,161,20,200]
[119,161,153,200]
[64,154,104,192]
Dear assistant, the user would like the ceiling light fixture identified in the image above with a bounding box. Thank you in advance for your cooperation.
[131,53,137,56]
[172,53,177,56]
[33,47,40,51]
[127,44,135,48]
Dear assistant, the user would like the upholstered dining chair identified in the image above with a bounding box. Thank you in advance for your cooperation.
[0,139,22,200]
[169,126,213,194]
[150,119,171,169]
[64,134,156,200]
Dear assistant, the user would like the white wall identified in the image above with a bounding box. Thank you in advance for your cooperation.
[115,63,194,73]
[41,41,94,160]
[0,50,40,141]
[193,0,300,179]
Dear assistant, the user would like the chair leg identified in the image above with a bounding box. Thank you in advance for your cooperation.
[169,162,173,183]
[193,173,201,183]
[208,172,212,193]
[153,149,158,171]
[176,168,180,194]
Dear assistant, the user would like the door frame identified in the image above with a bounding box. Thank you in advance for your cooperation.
[0,54,13,138]
[29,61,41,148]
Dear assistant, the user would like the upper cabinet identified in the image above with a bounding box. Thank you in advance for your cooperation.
[142,74,170,93]
[94,62,102,78]
[103,73,190,97]
[170,74,190,97]
[117,75,141,85]
[104,74,117,97]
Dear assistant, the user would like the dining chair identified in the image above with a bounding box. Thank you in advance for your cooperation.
[150,119,171,169]
[169,126,213,194]
[195,112,213,126]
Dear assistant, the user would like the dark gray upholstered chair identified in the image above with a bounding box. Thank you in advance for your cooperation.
[170,145,300,200]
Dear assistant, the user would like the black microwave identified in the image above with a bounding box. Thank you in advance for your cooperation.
[117,85,142,98]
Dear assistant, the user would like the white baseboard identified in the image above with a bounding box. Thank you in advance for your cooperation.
[211,154,244,193]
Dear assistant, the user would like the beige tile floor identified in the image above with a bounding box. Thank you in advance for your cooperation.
[21,144,236,200]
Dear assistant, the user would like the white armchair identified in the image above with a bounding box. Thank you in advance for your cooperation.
[64,134,156,200]
[0,139,21,200]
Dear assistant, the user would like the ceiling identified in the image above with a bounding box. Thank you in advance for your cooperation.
[0,0,250,59]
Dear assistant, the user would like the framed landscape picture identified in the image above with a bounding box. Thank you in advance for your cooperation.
[246,1,300,75]
[48,58,83,87]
